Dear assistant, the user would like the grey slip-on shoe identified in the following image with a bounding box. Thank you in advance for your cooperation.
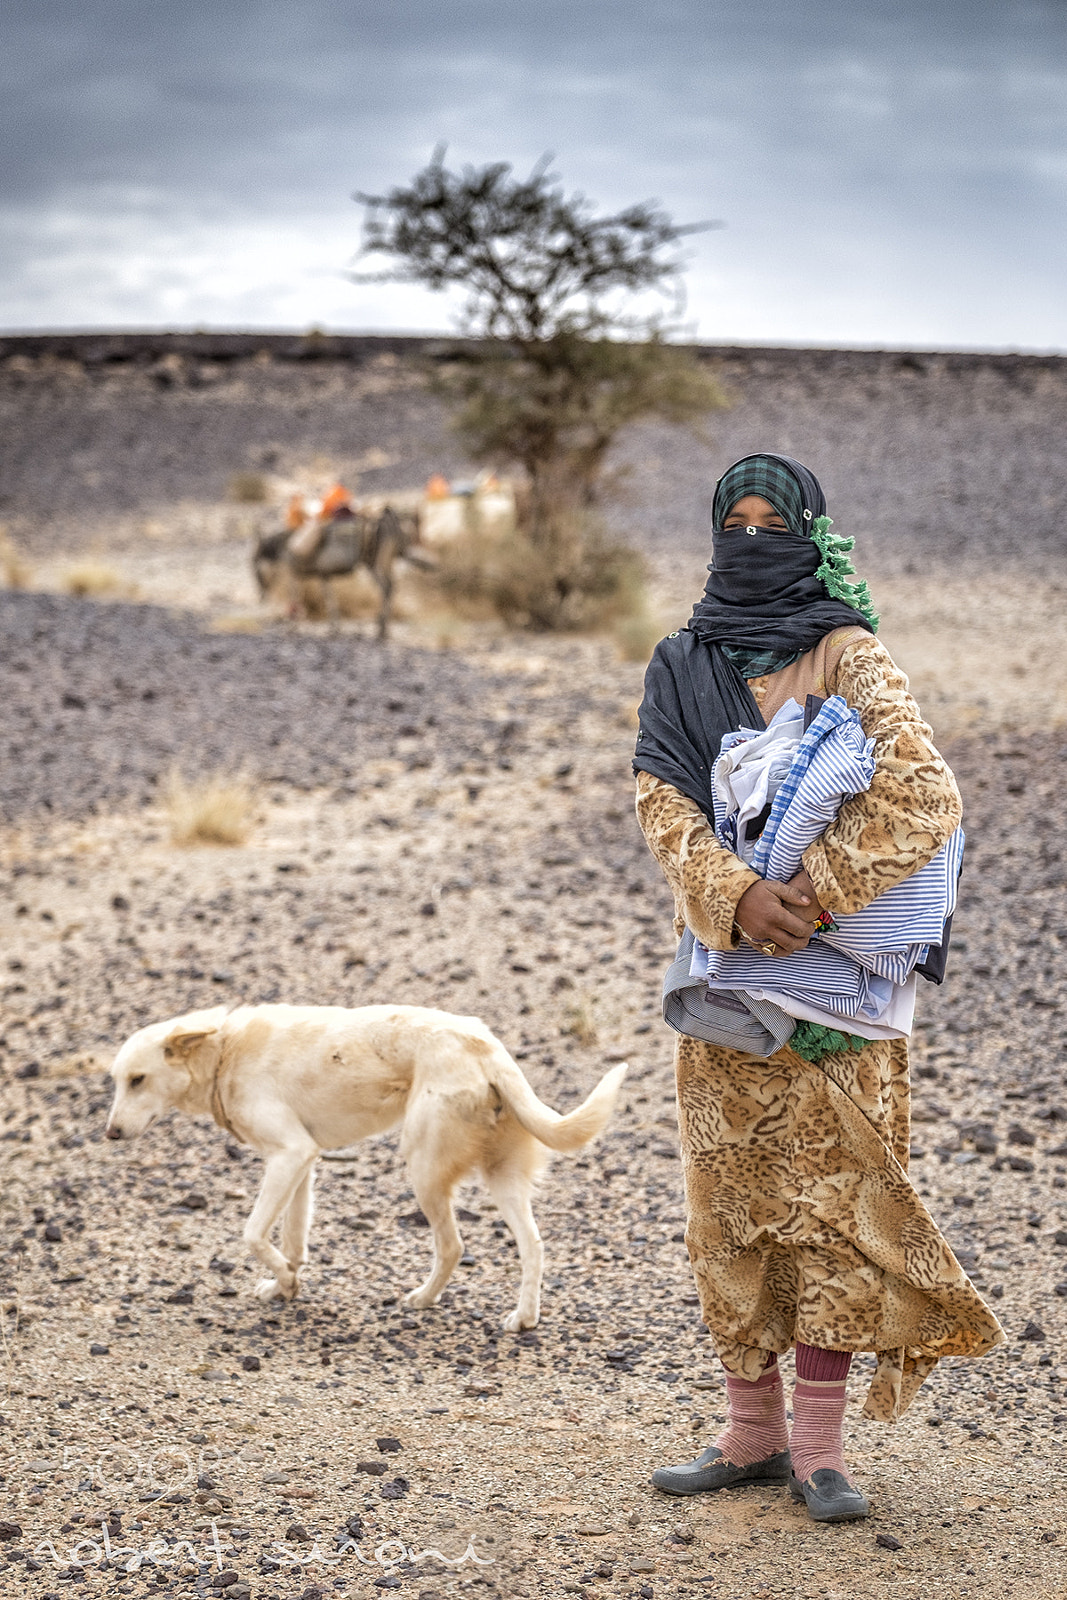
[651,1445,792,1496]
[790,1468,870,1522]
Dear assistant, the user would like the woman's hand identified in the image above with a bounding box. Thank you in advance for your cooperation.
[734,878,820,956]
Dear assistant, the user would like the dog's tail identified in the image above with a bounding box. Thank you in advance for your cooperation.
[489,1052,628,1153]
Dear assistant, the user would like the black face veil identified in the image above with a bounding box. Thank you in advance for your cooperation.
[633,453,876,821]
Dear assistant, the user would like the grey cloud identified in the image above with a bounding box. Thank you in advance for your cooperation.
[1,0,1065,341]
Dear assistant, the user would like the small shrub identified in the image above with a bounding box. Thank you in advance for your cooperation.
[228,471,269,504]
[0,528,31,589]
[432,516,650,634]
[613,606,665,663]
[330,569,383,620]
[62,561,127,598]
[163,769,256,847]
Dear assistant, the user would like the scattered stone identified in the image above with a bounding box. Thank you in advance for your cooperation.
[876,1533,904,1551]
[0,1523,22,1541]
[576,1522,610,1536]
[1020,1321,1046,1342]
[379,1477,408,1499]
[241,1354,261,1371]
[89,1343,109,1356]
[376,1435,402,1452]
[357,1460,388,1477]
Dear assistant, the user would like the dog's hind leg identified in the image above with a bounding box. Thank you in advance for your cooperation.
[244,1144,318,1302]
[399,1110,466,1310]
[484,1152,546,1332]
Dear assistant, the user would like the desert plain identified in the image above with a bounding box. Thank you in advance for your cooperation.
[0,335,1066,1599]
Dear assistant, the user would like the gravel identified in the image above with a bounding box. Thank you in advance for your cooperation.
[1,343,1065,1597]
[3,336,1067,576]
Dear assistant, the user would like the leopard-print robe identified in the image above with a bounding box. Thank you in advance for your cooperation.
[636,628,1005,1420]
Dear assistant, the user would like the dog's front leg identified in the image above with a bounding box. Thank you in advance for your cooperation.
[244,1146,318,1302]
[279,1166,316,1282]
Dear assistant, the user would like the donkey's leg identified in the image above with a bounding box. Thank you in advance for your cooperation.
[375,563,394,642]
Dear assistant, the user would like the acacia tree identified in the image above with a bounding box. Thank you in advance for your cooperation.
[354,152,727,575]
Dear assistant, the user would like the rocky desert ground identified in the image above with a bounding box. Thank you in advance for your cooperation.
[1,335,1066,1600]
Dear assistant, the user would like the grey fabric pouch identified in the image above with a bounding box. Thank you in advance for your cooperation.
[662,928,796,1055]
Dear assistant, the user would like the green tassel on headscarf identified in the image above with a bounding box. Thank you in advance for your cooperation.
[810,516,880,631]
[789,1019,868,1064]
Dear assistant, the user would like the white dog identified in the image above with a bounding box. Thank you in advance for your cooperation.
[106,1003,626,1330]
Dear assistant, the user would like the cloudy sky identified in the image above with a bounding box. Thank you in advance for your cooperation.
[3,0,1065,347]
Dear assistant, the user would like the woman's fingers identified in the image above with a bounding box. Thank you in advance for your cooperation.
[784,868,826,920]
[764,885,818,940]
[735,880,818,949]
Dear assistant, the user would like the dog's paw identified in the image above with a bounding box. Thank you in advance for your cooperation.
[503,1308,540,1333]
[402,1286,438,1310]
[254,1277,282,1301]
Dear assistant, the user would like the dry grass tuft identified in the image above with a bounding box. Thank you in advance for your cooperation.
[562,999,599,1047]
[228,471,269,503]
[209,612,264,635]
[0,527,32,589]
[274,570,386,622]
[163,768,257,846]
[62,560,129,599]
[1,1267,22,1399]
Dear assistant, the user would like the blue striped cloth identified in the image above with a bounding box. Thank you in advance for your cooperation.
[700,694,963,1024]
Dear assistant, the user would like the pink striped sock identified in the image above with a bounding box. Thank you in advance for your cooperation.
[790,1378,850,1482]
[714,1360,789,1467]
[795,1343,853,1383]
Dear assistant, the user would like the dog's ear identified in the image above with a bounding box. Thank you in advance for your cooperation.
[163,1008,226,1062]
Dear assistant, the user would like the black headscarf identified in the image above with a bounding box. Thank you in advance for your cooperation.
[633,452,876,822]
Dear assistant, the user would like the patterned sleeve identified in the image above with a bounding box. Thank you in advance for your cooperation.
[801,635,963,915]
[635,770,761,950]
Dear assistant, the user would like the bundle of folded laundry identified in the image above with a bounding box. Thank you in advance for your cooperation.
[688,696,964,1043]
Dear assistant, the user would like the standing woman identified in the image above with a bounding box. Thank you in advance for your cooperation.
[633,453,1003,1522]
